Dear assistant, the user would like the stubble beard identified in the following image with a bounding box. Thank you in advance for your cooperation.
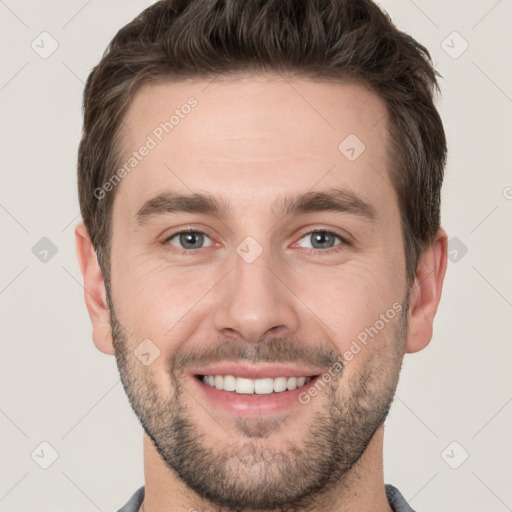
[108,292,409,511]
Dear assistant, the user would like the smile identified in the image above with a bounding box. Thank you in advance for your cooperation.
[197,375,313,394]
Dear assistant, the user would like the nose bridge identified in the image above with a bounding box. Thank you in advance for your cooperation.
[212,238,299,342]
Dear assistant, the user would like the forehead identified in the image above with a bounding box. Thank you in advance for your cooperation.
[114,74,395,223]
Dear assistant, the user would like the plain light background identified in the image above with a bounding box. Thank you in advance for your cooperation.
[0,0,511,510]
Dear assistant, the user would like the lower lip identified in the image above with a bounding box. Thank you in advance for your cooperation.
[189,375,320,416]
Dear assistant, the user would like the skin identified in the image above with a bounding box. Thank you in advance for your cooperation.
[75,74,448,512]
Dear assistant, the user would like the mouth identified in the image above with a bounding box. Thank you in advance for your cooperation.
[195,374,315,394]
[189,365,323,416]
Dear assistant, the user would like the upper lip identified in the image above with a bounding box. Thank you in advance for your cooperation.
[190,362,323,380]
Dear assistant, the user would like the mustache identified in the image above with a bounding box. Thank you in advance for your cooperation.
[170,337,343,374]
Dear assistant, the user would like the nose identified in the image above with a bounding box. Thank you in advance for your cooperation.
[212,244,300,343]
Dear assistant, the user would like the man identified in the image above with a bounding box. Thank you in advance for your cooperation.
[75,0,448,510]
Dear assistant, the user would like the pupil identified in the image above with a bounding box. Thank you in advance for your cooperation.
[181,232,202,249]
[313,232,333,248]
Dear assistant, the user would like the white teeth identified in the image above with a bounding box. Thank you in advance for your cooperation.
[236,377,254,394]
[200,375,313,394]
[286,377,297,391]
[254,378,274,395]
[223,374,236,391]
[273,377,287,392]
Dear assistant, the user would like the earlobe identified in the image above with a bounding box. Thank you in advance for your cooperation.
[405,227,448,354]
[74,222,115,355]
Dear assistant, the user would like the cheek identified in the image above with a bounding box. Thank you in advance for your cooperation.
[296,260,403,355]
[112,257,221,361]
[111,261,200,392]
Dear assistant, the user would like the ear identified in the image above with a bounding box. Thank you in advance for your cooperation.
[75,222,115,355]
[405,227,448,353]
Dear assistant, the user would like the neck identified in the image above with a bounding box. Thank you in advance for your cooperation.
[139,425,393,512]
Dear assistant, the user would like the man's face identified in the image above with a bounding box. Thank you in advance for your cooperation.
[108,74,410,509]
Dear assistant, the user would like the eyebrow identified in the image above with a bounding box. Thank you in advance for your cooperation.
[135,188,377,226]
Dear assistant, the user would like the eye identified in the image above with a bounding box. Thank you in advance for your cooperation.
[163,229,213,252]
[162,228,350,255]
[294,229,349,253]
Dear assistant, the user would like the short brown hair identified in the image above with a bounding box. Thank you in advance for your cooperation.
[78,0,447,288]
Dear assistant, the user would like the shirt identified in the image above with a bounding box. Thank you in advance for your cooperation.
[117,484,416,511]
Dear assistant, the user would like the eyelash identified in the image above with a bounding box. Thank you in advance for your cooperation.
[161,228,351,255]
